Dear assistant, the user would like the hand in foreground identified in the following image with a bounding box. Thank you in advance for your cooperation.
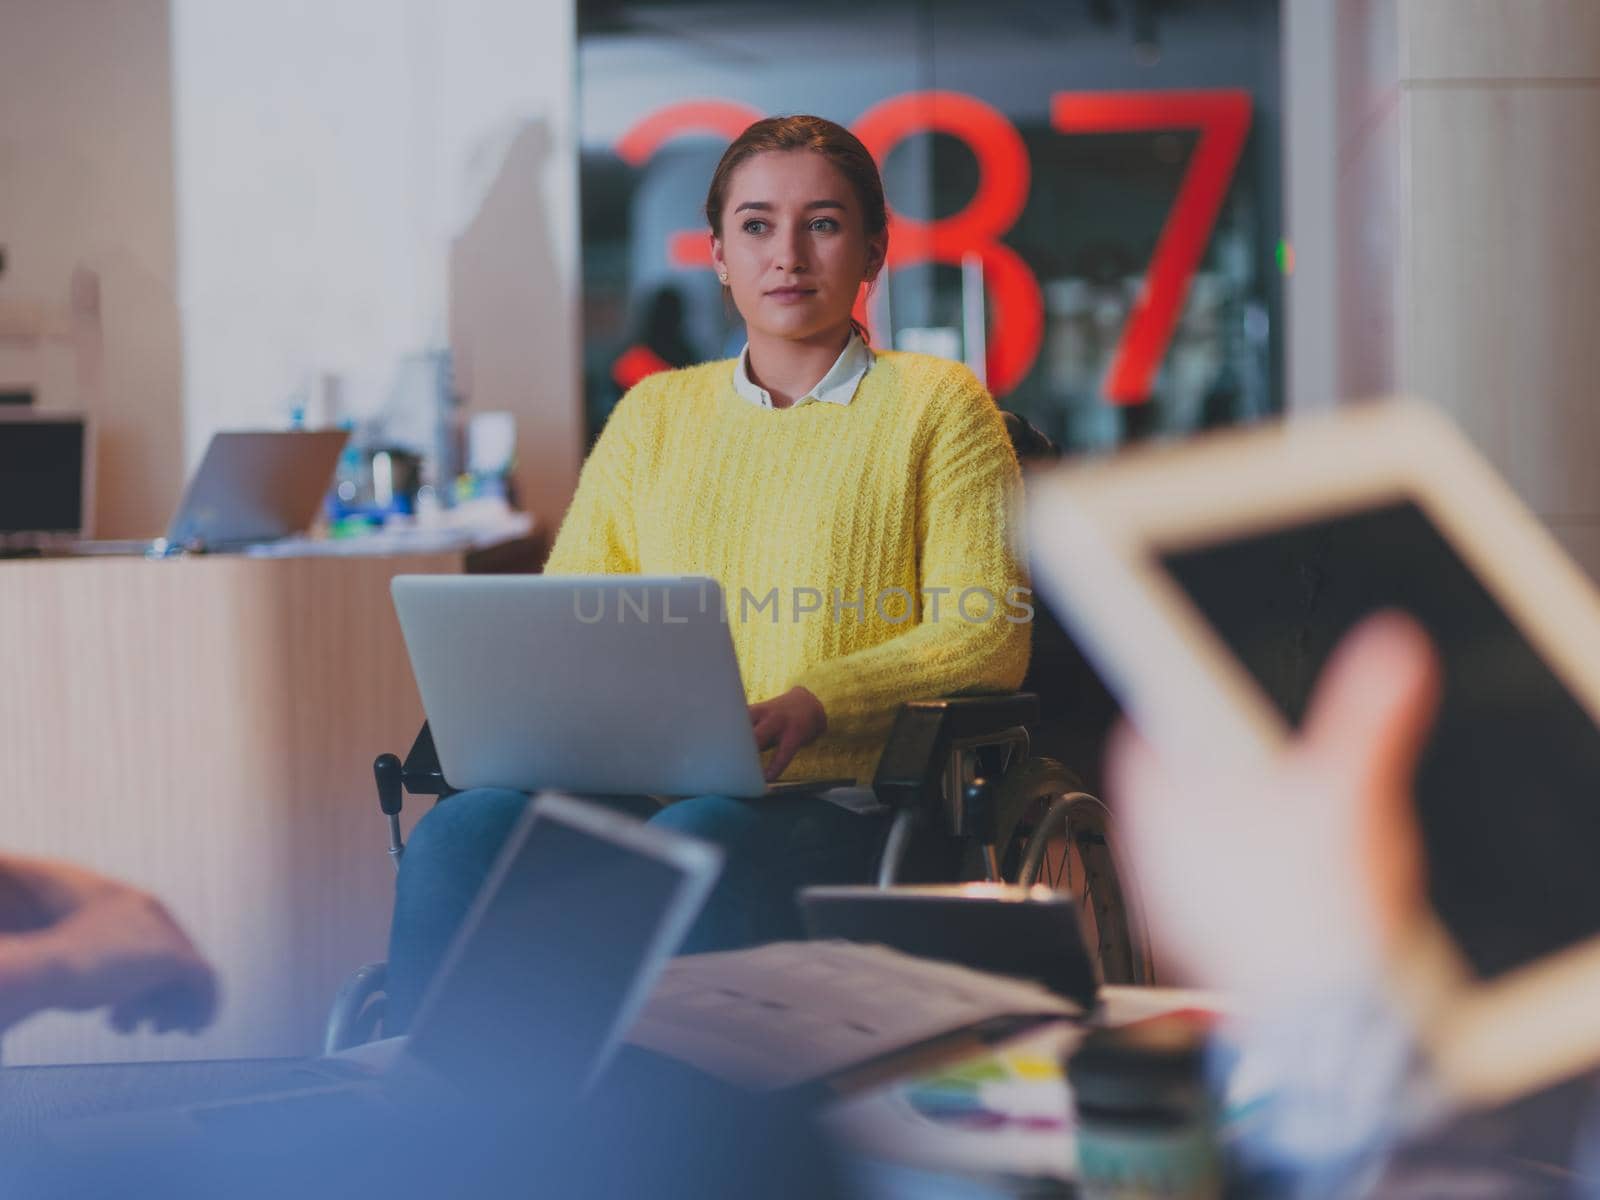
[749,687,828,782]
[0,855,219,1035]
[1108,612,1440,997]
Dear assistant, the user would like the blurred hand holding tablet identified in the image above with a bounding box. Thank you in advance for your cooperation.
[1026,401,1600,1104]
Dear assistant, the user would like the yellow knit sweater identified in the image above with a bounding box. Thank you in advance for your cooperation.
[544,351,1032,784]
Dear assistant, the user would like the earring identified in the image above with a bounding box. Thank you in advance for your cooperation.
[718,272,729,284]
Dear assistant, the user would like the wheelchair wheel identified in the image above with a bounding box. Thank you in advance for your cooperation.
[989,757,1153,987]
[324,962,389,1054]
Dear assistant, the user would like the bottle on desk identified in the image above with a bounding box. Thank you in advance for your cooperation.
[1067,1016,1223,1200]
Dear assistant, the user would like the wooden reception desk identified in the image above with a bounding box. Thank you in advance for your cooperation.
[0,541,537,1065]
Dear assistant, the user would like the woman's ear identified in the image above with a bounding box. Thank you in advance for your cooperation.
[709,232,727,281]
[864,228,888,284]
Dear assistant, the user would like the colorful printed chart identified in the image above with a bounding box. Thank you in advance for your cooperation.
[825,994,1259,1184]
[824,1022,1085,1181]
[899,1041,1074,1133]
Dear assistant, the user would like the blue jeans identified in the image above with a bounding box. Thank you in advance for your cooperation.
[384,789,885,1033]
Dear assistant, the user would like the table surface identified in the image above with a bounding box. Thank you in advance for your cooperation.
[0,550,461,1065]
[4,1054,1589,1198]
[1,992,1594,1197]
[828,987,1599,1197]
[0,1058,357,1134]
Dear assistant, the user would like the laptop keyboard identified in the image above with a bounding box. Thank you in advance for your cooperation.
[189,1083,385,1133]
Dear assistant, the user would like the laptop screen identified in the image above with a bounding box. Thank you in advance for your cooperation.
[1160,499,1600,982]
[167,430,347,548]
[0,418,85,535]
[405,798,710,1102]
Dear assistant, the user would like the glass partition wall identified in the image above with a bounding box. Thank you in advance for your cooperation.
[578,0,1282,453]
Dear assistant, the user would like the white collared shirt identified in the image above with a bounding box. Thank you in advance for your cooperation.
[732,331,876,409]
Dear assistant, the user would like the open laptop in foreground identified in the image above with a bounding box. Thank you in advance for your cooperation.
[39,793,719,1143]
[72,429,348,556]
[800,883,1100,1012]
[391,575,856,799]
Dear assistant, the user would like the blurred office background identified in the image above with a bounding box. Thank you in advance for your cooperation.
[13,0,1600,1073]
[3,0,1600,567]
[7,0,1600,1072]
[578,0,1282,453]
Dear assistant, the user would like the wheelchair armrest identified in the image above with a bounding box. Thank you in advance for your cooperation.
[872,692,1039,814]
[400,722,454,797]
[903,693,1039,739]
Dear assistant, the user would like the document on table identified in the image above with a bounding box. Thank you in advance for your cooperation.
[625,941,1079,1091]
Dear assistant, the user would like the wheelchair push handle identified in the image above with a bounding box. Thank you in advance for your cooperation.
[374,753,407,869]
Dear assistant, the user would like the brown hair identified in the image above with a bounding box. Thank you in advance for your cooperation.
[705,114,887,343]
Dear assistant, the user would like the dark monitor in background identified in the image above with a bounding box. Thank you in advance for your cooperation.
[0,413,89,539]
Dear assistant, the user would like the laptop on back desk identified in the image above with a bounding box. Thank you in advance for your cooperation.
[68,429,348,556]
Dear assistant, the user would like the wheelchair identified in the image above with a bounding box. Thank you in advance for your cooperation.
[325,413,1152,1053]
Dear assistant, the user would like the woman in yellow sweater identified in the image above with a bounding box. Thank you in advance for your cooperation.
[386,116,1030,1029]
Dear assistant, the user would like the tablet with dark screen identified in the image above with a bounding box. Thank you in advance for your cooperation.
[1163,500,1600,982]
[1026,402,1600,1103]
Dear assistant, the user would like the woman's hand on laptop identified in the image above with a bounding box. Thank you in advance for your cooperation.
[1108,612,1440,998]
[750,687,828,782]
[0,853,219,1035]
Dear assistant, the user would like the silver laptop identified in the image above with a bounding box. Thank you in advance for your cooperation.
[56,793,721,1143]
[71,429,348,556]
[391,575,855,799]
[164,429,348,551]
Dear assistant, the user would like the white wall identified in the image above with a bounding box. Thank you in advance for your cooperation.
[0,0,582,538]
[1299,1,1600,579]
[1281,0,1338,412]
[172,0,582,529]
[1396,0,1600,579]
[1334,0,1400,403]
[0,0,185,537]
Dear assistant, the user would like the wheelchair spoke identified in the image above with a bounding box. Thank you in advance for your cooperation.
[983,760,1151,986]
[981,843,1002,883]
